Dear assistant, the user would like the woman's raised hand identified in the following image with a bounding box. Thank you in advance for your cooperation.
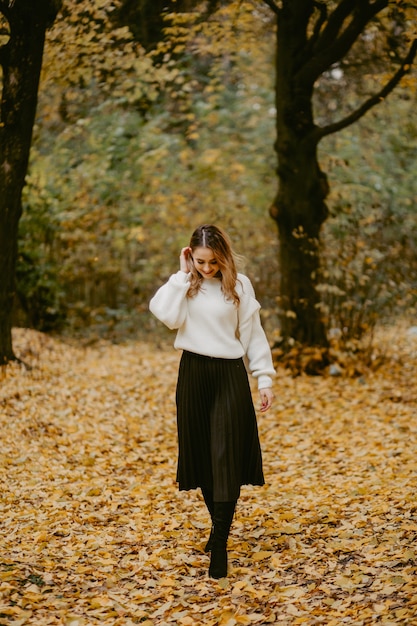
[259,388,274,412]
[180,247,192,273]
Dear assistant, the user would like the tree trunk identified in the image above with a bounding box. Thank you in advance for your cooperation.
[0,0,61,364]
[265,0,417,351]
[270,0,329,347]
[271,137,329,347]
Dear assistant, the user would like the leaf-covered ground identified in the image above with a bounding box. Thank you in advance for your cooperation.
[1,326,417,626]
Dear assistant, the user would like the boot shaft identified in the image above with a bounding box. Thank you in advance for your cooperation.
[209,501,236,579]
[212,501,236,545]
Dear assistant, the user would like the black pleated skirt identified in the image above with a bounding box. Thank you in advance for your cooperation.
[175,350,265,502]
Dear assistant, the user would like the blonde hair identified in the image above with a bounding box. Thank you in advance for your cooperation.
[187,224,240,305]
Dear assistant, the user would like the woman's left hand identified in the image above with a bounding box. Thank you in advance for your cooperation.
[259,388,274,412]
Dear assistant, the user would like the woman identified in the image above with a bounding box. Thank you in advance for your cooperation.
[149,224,275,578]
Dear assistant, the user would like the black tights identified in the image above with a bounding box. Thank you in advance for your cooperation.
[201,487,214,518]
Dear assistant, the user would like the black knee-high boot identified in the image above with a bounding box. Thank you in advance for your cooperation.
[201,488,214,552]
[209,501,236,579]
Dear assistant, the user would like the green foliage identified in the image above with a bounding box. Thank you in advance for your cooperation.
[319,92,417,343]
[20,0,280,335]
[24,84,279,333]
[17,184,66,332]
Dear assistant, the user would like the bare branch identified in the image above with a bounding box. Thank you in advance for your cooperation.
[315,38,417,140]
[0,1,10,20]
[314,0,356,50]
[298,0,389,84]
[309,1,328,48]
[261,0,280,16]
[316,0,387,54]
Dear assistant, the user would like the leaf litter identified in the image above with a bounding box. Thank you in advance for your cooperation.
[0,325,416,625]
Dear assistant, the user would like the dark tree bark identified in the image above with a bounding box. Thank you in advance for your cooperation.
[263,0,417,349]
[0,0,61,364]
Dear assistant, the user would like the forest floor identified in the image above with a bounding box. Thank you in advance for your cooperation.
[1,325,417,626]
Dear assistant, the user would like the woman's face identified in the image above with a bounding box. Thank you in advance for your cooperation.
[192,246,219,279]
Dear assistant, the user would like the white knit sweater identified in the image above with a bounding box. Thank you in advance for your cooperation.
[149,271,275,389]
